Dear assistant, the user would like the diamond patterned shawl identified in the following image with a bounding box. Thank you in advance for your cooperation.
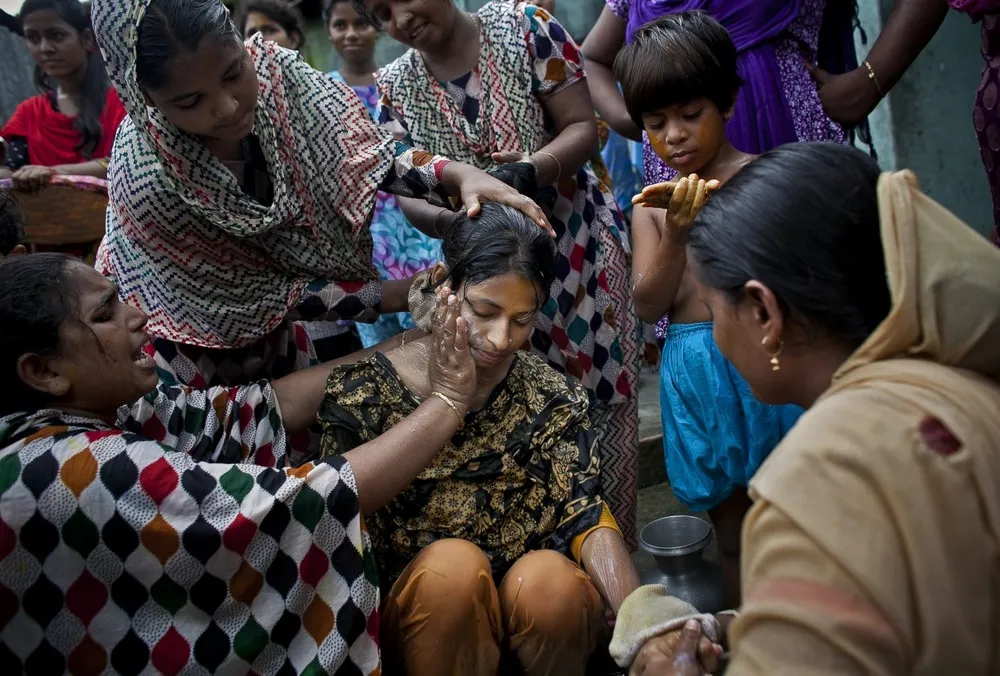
[91,0,392,348]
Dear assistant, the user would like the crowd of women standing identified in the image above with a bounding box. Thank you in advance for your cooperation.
[1,0,999,674]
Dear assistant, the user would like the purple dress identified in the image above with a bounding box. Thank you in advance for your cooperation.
[606,0,848,336]
[957,5,1000,243]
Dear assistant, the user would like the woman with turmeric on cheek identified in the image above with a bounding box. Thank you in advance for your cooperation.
[615,11,803,608]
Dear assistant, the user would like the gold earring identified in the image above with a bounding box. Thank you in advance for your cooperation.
[761,336,783,372]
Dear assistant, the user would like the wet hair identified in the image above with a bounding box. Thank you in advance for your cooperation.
[427,202,557,309]
[687,142,892,349]
[614,10,743,129]
[237,0,306,48]
[0,193,27,255]
[0,253,75,415]
[19,0,110,159]
[488,162,538,201]
[135,0,241,92]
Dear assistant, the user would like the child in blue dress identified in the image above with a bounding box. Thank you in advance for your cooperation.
[615,11,803,606]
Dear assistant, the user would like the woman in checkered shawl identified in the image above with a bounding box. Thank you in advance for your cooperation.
[0,253,479,674]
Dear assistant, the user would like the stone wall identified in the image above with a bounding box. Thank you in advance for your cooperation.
[0,25,36,124]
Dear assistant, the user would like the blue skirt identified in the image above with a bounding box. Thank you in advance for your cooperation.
[659,323,803,512]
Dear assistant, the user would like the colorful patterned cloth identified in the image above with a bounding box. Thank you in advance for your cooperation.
[376,1,636,406]
[91,0,453,350]
[317,352,604,587]
[0,383,380,674]
[329,71,444,348]
[965,9,1000,243]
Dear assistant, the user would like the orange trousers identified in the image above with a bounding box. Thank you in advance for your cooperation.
[381,539,606,676]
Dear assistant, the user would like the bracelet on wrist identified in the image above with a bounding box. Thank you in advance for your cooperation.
[429,391,465,428]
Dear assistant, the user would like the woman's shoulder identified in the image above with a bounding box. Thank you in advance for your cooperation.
[374,48,424,92]
[1,408,129,453]
[0,94,51,135]
[509,352,590,411]
[753,367,1000,499]
[324,352,411,404]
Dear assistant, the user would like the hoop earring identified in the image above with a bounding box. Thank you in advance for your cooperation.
[761,336,784,372]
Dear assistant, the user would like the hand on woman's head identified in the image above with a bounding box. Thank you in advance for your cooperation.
[0,255,158,422]
[429,203,557,375]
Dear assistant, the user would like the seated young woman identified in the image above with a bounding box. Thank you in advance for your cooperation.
[1,0,126,192]
[0,253,480,675]
[318,203,642,676]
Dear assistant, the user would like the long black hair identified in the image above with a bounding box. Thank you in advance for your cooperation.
[135,0,241,92]
[427,202,557,310]
[19,0,109,159]
[0,253,75,415]
[687,142,891,349]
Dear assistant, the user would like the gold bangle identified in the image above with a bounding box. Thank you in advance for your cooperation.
[863,60,885,99]
[535,150,561,182]
[429,391,464,428]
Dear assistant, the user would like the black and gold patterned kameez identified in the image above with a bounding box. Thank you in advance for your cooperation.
[318,352,605,588]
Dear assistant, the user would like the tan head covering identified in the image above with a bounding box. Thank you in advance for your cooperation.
[832,169,1000,383]
[734,171,1000,675]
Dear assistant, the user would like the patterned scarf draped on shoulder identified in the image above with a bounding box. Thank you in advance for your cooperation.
[376,0,545,170]
[91,0,391,348]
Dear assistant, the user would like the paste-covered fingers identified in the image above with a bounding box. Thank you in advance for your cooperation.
[431,286,449,333]
[689,179,710,216]
[632,181,678,207]
[442,294,458,355]
[668,177,690,216]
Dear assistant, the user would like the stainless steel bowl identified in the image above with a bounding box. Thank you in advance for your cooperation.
[639,514,713,558]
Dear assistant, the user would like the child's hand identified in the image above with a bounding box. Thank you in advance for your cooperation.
[632,176,720,211]
[657,175,716,243]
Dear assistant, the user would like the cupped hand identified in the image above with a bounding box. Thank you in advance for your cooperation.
[632,177,720,211]
[630,620,721,676]
[11,165,56,194]
[450,164,555,237]
[639,175,716,243]
[427,286,477,416]
[805,60,880,129]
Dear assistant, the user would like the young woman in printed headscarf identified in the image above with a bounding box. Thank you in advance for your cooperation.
[88,0,550,397]
[609,142,1000,675]
[353,0,642,549]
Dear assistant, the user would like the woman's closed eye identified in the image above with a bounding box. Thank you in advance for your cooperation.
[682,108,704,121]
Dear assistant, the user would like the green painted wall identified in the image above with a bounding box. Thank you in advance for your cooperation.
[856,1,990,235]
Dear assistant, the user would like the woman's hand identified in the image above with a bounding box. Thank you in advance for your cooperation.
[442,162,555,237]
[10,165,56,194]
[806,61,881,129]
[630,620,721,676]
[427,286,477,416]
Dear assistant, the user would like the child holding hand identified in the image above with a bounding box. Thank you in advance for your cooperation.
[615,11,802,607]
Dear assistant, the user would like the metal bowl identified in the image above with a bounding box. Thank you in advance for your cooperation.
[639,514,713,558]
